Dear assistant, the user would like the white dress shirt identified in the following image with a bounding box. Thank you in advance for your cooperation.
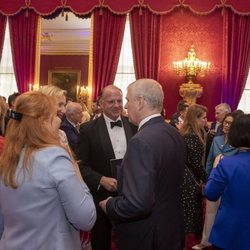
[103,114,127,159]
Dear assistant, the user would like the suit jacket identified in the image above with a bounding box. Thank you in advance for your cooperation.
[205,152,250,250]
[77,115,137,202]
[169,112,180,128]
[210,121,223,135]
[0,147,96,250]
[205,122,223,162]
[106,116,186,250]
[60,118,79,154]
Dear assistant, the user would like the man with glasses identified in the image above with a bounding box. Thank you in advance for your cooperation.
[77,85,137,250]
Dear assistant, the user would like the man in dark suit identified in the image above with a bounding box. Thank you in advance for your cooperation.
[169,99,189,129]
[100,79,186,250]
[60,102,83,154]
[77,85,137,250]
[210,103,231,136]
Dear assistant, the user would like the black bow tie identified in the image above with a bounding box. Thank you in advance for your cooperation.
[110,120,122,129]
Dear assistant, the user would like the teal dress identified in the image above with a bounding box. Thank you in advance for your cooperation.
[205,135,239,176]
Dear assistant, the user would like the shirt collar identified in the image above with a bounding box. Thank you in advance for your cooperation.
[103,113,122,128]
[66,118,78,128]
[138,113,161,130]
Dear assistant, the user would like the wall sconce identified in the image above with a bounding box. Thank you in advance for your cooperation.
[173,45,211,104]
[77,85,91,105]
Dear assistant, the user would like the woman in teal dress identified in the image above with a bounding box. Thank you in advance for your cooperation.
[206,112,240,176]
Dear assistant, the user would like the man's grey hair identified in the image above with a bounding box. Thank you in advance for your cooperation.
[215,103,231,113]
[128,79,164,111]
[65,102,82,116]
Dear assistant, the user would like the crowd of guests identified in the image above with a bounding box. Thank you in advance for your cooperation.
[0,79,249,250]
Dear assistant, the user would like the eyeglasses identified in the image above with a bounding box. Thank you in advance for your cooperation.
[105,100,123,105]
[223,120,232,126]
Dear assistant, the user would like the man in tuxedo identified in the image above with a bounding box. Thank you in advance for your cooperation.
[100,79,186,250]
[77,85,137,250]
[60,102,83,154]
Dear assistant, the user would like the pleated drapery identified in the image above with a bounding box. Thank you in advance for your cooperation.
[92,8,126,99]
[130,8,161,80]
[9,10,39,93]
[0,14,6,62]
[222,9,250,110]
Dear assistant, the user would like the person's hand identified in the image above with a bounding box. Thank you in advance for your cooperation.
[213,154,224,168]
[99,197,112,214]
[100,176,117,192]
[175,121,183,130]
[209,129,216,136]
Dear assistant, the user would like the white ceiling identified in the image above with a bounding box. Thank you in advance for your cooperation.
[41,12,91,55]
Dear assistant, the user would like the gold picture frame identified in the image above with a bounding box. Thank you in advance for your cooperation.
[48,70,81,101]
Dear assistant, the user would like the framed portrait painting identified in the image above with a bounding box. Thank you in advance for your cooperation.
[48,70,81,101]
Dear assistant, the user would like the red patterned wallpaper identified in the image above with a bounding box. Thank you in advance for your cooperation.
[40,54,89,87]
[159,8,223,120]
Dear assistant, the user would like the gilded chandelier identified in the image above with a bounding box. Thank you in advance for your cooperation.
[173,45,211,84]
[173,45,211,104]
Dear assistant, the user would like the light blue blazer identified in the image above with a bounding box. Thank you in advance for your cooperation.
[0,146,96,250]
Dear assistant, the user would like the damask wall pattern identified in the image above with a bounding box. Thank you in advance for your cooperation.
[159,8,223,119]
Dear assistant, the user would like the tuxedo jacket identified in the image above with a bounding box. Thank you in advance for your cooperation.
[107,116,186,250]
[60,118,79,154]
[76,115,137,202]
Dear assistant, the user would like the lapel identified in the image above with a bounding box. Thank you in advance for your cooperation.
[98,115,116,160]
[64,118,79,135]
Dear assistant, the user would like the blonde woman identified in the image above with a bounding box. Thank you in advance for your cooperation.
[39,85,68,145]
[179,104,208,248]
[40,85,92,249]
[0,92,96,250]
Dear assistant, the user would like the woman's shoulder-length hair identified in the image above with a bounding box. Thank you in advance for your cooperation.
[228,114,250,148]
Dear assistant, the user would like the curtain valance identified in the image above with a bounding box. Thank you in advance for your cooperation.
[0,0,250,16]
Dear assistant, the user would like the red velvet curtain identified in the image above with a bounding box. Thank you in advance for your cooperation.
[92,8,126,99]
[222,9,250,110]
[0,14,7,62]
[130,8,161,80]
[8,10,39,93]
